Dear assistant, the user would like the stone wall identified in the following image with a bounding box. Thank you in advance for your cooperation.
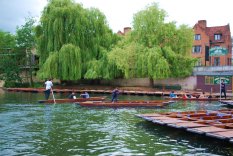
[100,78,151,87]
[0,75,197,90]
[153,76,197,90]
[100,76,197,90]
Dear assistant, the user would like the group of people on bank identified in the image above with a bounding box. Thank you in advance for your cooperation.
[169,80,227,99]
[169,91,210,99]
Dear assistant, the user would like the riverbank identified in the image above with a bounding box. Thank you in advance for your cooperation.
[4,85,232,98]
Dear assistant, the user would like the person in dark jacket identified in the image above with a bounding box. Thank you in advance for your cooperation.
[111,88,119,102]
[80,92,89,98]
[68,92,76,99]
[221,80,226,99]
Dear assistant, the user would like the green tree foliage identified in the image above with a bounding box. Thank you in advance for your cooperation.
[0,30,21,85]
[108,36,144,79]
[36,0,119,80]
[16,17,36,49]
[0,30,16,49]
[108,3,196,82]
[15,17,37,86]
[0,54,22,83]
[37,44,82,80]
[84,48,121,80]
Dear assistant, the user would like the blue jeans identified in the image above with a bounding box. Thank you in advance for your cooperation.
[221,89,226,99]
[111,95,118,102]
[45,89,51,100]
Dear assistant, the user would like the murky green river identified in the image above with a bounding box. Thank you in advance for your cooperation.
[0,89,232,156]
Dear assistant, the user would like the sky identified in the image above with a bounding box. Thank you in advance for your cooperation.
[0,0,233,35]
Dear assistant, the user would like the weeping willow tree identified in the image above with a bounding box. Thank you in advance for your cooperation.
[35,0,119,80]
[107,3,196,86]
[37,44,82,80]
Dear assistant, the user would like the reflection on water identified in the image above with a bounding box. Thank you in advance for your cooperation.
[0,91,232,156]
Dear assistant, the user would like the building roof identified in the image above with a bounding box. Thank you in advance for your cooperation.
[206,25,230,36]
[194,20,231,39]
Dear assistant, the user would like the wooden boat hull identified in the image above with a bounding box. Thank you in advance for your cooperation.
[137,109,233,143]
[166,97,230,101]
[38,97,106,104]
[77,100,174,108]
[219,100,233,107]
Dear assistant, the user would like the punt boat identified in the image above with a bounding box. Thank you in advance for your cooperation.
[77,100,174,108]
[166,97,231,101]
[38,96,106,104]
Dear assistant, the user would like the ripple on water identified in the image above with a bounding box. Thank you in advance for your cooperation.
[0,94,232,156]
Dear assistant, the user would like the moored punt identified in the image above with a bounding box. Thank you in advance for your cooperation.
[206,131,233,140]
[219,100,233,107]
[136,109,233,143]
[77,100,174,108]
[38,96,106,104]
[6,88,177,96]
[166,97,231,101]
[187,126,232,135]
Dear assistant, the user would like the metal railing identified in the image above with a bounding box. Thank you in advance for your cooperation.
[194,66,233,72]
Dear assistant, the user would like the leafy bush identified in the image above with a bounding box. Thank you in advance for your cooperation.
[4,81,30,88]
[154,84,181,90]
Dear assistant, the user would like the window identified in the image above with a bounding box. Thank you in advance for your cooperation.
[194,34,201,40]
[227,58,232,65]
[214,34,222,40]
[195,58,202,66]
[192,45,201,53]
[205,76,214,85]
[214,57,220,66]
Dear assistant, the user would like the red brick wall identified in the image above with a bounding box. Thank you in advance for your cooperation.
[192,20,232,66]
[193,24,210,66]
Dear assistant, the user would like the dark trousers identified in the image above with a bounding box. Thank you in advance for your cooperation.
[221,89,226,99]
[111,95,118,102]
[45,89,51,100]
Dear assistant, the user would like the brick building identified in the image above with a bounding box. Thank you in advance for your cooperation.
[192,20,232,66]
[117,27,131,36]
[193,20,233,93]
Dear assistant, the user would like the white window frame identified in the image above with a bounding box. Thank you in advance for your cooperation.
[214,34,222,40]
[194,34,201,40]
[192,45,202,53]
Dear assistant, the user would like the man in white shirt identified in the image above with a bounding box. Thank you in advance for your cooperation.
[44,79,53,100]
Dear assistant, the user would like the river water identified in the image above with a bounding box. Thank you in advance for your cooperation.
[0,90,232,156]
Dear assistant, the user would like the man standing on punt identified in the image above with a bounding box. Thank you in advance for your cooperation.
[44,79,53,100]
[111,88,119,103]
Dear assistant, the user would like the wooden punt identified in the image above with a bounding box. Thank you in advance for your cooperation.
[219,100,233,107]
[137,110,233,142]
[77,100,173,108]
[206,130,233,140]
[219,100,233,104]
[167,122,208,129]
[135,113,163,119]
[152,118,188,125]
[187,126,231,135]
[167,113,216,120]
[166,97,231,101]
[38,96,106,104]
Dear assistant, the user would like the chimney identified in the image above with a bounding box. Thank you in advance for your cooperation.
[124,27,131,34]
[198,20,207,29]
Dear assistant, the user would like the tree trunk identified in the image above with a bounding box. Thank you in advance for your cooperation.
[149,78,154,88]
[27,49,34,87]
